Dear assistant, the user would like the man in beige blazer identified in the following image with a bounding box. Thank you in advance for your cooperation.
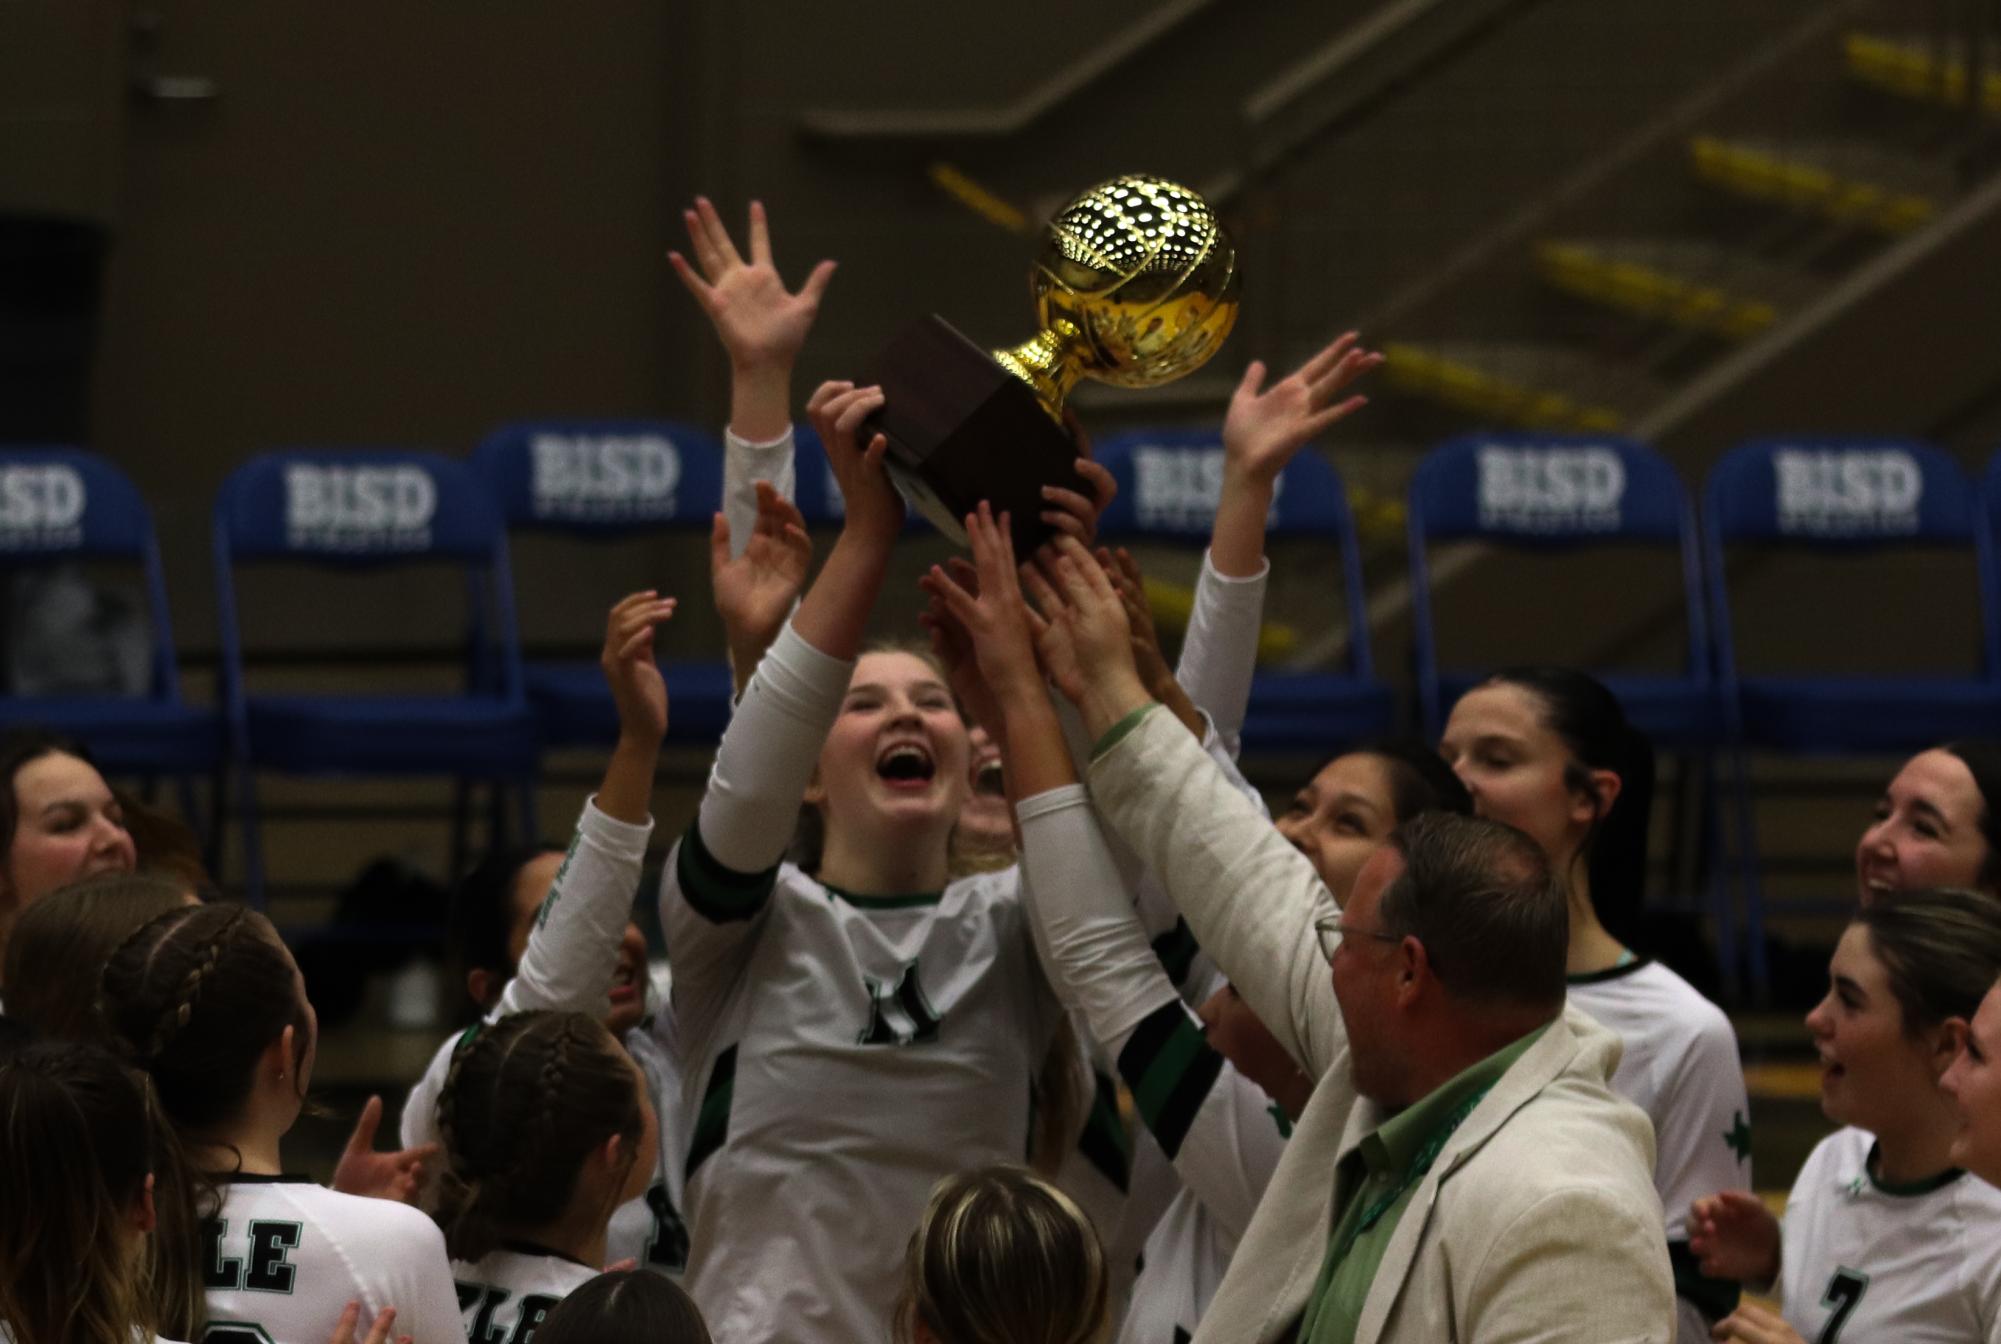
[1084,703,1674,1342]
[1018,536,1675,1344]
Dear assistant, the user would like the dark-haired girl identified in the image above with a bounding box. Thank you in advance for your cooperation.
[101,901,462,1343]
[3,870,195,1043]
[1857,743,2001,905]
[533,1270,711,1344]
[1694,889,2001,1342]
[1439,669,1749,1342]
[437,1011,657,1342]
[0,729,136,971]
[400,591,686,1276]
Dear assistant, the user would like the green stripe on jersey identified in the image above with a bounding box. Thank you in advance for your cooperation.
[1076,1069,1132,1193]
[675,823,778,924]
[1117,1001,1224,1160]
[685,1045,738,1180]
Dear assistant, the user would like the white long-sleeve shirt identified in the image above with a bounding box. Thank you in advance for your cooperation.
[660,619,1064,1344]
[399,800,689,1276]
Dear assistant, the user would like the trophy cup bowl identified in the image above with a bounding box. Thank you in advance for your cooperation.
[860,173,1239,555]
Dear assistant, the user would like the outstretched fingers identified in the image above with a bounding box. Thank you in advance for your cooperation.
[691,196,743,273]
[747,199,773,267]
[799,258,838,306]
[1297,331,1360,387]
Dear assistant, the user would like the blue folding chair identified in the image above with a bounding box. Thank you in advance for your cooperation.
[1092,428,1395,756]
[213,450,540,904]
[0,448,218,802]
[1408,433,1719,744]
[473,420,735,748]
[1705,436,2001,998]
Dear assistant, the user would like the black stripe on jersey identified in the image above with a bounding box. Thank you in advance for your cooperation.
[685,1044,738,1180]
[1076,1068,1131,1194]
[675,822,779,924]
[1668,1239,1741,1321]
[1117,1001,1223,1161]
[1151,917,1201,990]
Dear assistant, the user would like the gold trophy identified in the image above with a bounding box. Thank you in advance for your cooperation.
[861,173,1240,553]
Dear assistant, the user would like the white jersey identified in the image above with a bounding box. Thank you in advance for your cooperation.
[450,1246,598,1344]
[399,801,689,1277]
[199,1176,461,1344]
[662,621,1064,1344]
[1568,958,1749,1342]
[1777,1126,2001,1343]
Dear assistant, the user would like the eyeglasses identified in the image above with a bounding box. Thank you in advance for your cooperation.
[1314,911,1403,964]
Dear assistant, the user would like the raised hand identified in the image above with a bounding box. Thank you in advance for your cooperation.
[669,198,835,374]
[1223,332,1382,486]
[330,1096,438,1205]
[1101,547,1204,737]
[1687,1190,1782,1284]
[922,503,1043,702]
[806,380,903,547]
[601,590,678,745]
[917,560,1004,740]
[712,481,813,685]
[1038,410,1120,544]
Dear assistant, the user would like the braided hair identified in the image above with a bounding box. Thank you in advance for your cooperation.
[434,1010,647,1263]
[98,902,312,1340]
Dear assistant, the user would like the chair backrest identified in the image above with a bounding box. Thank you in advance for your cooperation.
[0,447,182,697]
[216,449,507,564]
[211,449,525,710]
[472,420,725,533]
[1703,436,1999,685]
[1090,427,1375,677]
[1706,436,1981,545]
[1406,432,1708,734]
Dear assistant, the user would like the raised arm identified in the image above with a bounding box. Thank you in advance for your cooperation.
[1181,335,1380,747]
[928,516,1288,1238]
[669,196,834,448]
[1037,536,1346,1077]
[711,481,813,698]
[662,383,901,1032]
[671,197,832,685]
[499,591,673,1018]
[398,595,672,1158]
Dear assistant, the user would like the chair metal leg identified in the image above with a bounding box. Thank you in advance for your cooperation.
[515,774,538,850]
[449,779,473,881]
[204,764,229,879]
[237,762,267,910]
[1727,749,1769,1006]
[1698,755,1742,1006]
[174,774,207,864]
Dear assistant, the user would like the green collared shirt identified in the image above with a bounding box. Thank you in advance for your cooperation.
[1296,1023,1551,1344]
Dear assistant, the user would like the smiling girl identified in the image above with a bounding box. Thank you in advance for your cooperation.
[1855,743,2001,905]
[1693,889,2001,1343]
[660,381,1088,1343]
[0,730,136,971]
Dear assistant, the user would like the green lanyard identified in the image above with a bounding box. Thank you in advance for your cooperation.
[1332,1085,1492,1263]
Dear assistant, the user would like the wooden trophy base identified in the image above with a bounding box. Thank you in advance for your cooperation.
[859,314,1086,557]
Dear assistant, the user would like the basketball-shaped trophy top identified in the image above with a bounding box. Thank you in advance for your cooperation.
[1028,174,1241,394]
